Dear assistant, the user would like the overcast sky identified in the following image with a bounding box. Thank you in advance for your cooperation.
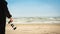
[7,0,60,18]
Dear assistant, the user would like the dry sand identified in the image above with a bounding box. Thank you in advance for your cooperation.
[6,24,60,34]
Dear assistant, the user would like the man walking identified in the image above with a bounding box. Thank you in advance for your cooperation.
[0,0,13,34]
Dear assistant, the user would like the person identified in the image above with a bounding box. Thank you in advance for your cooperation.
[0,0,13,34]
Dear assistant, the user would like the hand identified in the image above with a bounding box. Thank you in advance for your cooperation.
[9,17,13,22]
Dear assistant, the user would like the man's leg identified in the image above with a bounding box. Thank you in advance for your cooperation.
[0,20,6,34]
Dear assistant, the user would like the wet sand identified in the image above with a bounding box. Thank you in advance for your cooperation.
[6,24,60,34]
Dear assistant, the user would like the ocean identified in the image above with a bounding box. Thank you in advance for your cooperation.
[6,17,60,24]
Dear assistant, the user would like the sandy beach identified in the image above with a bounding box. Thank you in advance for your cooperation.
[6,24,60,34]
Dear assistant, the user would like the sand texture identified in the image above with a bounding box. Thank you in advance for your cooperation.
[6,24,60,34]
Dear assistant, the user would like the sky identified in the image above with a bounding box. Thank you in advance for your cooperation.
[6,0,60,18]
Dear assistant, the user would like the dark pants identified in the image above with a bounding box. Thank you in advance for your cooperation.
[0,18,6,34]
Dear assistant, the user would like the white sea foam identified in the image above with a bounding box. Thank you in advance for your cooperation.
[6,17,60,24]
